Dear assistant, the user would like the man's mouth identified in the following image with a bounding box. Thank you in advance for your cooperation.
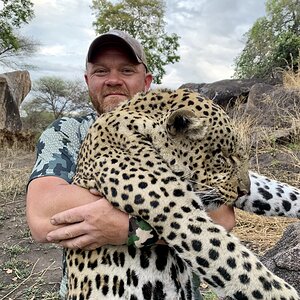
[104,91,127,97]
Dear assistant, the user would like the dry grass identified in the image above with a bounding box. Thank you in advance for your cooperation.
[233,210,298,255]
[0,148,33,200]
[280,63,300,139]
[226,69,300,255]
[282,65,300,89]
[0,147,61,300]
[0,129,37,200]
[0,129,37,152]
[232,110,255,154]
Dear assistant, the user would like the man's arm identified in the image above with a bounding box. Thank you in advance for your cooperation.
[26,176,129,249]
[207,205,235,231]
[43,190,235,251]
[25,115,130,249]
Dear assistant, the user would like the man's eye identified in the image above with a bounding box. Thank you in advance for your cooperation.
[122,68,135,75]
[94,69,108,76]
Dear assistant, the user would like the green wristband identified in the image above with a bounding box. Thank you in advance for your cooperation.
[127,216,159,248]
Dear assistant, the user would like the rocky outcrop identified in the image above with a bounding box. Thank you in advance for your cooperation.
[244,83,300,146]
[260,222,300,293]
[180,78,278,108]
[0,70,31,132]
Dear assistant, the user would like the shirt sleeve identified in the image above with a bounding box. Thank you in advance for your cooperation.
[29,116,93,184]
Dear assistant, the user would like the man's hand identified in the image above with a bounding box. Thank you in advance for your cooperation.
[46,198,129,250]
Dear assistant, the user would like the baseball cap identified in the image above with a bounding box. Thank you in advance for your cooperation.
[86,29,148,70]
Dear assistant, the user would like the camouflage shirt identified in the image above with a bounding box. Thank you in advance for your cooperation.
[29,113,201,300]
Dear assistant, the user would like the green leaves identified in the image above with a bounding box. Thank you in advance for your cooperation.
[0,0,37,68]
[0,0,34,49]
[91,0,180,84]
[234,0,300,79]
[0,0,34,27]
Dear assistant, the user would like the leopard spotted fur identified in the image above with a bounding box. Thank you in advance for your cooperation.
[68,89,299,300]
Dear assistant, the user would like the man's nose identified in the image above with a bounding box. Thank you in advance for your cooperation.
[105,71,122,86]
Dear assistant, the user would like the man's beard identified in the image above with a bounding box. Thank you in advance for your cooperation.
[103,97,127,113]
[95,95,129,114]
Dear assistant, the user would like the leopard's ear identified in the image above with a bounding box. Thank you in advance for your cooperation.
[166,109,208,140]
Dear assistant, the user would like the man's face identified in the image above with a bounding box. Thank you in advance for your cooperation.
[85,47,153,114]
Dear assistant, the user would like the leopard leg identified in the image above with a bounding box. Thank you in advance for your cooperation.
[235,171,300,217]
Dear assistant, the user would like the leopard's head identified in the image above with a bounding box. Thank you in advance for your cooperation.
[155,89,250,210]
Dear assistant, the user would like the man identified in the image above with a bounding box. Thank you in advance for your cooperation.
[26,29,235,298]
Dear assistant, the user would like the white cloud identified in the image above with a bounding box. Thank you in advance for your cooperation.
[39,45,66,56]
[161,0,265,87]
[1,0,266,91]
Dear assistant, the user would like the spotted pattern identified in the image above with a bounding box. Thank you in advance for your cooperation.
[67,89,299,299]
[236,171,300,217]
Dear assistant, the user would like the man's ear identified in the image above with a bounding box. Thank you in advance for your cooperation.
[84,73,89,85]
[166,109,208,140]
[144,73,153,91]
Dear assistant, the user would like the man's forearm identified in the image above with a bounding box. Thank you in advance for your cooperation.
[27,176,236,248]
[26,176,99,242]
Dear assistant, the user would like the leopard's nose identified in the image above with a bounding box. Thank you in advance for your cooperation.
[237,186,250,198]
[237,170,251,198]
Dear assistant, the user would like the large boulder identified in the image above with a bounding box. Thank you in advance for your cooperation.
[260,222,300,293]
[0,70,31,132]
[179,78,278,108]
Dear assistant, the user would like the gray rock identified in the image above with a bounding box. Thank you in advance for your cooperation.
[261,222,300,293]
[0,70,31,131]
[181,80,299,145]
[179,78,276,108]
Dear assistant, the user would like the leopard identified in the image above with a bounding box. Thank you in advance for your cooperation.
[68,88,299,300]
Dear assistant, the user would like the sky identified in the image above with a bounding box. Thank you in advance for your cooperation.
[1,0,266,94]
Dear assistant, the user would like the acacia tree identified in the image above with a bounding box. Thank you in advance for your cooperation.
[234,0,300,79]
[0,0,38,68]
[25,76,93,120]
[91,0,180,84]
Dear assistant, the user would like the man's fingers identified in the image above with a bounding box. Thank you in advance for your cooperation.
[57,235,97,250]
[50,207,85,225]
[89,188,102,196]
[47,223,85,242]
[58,238,83,249]
[82,243,99,251]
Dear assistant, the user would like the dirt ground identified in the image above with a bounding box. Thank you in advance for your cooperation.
[0,141,299,299]
[0,149,61,300]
